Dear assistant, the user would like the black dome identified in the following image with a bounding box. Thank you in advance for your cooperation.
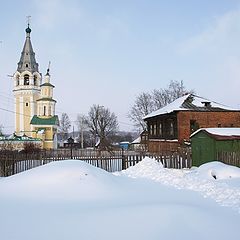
[26,27,31,34]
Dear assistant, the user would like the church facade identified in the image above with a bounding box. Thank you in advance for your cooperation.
[13,24,59,149]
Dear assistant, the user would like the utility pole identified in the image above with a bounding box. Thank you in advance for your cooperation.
[81,117,84,149]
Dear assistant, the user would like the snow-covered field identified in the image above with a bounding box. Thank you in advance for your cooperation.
[0,158,240,240]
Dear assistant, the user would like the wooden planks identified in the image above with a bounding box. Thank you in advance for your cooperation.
[0,149,192,177]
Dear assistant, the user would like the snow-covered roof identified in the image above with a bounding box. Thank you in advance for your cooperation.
[143,94,239,120]
[191,128,240,138]
[131,136,141,144]
[0,133,41,142]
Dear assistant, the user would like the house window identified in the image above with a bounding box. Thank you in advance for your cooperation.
[190,120,199,133]
[24,74,29,85]
[170,122,174,136]
[153,124,157,135]
[150,124,153,135]
[218,123,221,128]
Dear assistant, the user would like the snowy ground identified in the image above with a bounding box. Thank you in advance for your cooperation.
[0,158,240,240]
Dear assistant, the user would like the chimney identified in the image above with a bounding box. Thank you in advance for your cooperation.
[202,101,211,108]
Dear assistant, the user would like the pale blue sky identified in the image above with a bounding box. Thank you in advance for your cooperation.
[1,0,240,133]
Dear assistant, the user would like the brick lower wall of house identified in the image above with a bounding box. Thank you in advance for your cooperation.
[177,111,240,143]
[148,140,180,152]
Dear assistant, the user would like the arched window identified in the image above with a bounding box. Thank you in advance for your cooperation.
[16,75,20,86]
[33,75,37,85]
[26,64,29,68]
[24,74,29,85]
[43,106,46,116]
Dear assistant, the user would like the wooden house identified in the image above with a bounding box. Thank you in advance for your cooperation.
[143,94,240,152]
[191,128,240,167]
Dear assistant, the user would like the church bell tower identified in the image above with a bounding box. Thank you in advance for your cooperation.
[13,22,59,149]
[13,23,41,136]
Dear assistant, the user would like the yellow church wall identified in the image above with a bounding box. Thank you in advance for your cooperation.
[31,126,57,149]
[33,93,40,113]
[15,97,20,134]
[23,96,32,135]
[43,141,54,149]
[15,92,40,136]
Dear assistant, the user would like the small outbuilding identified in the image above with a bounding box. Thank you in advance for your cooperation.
[190,128,240,167]
[119,141,130,150]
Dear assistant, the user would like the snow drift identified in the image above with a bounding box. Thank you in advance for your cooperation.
[0,159,239,240]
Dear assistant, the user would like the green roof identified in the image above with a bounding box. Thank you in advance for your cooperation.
[30,115,59,126]
[36,98,56,102]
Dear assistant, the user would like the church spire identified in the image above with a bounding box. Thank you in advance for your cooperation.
[17,21,39,73]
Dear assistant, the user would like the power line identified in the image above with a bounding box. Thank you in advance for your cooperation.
[0,107,32,118]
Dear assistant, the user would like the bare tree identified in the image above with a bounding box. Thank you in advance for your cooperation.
[129,80,194,131]
[152,89,170,109]
[0,125,3,135]
[0,141,14,151]
[76,114,89,148]
[85,105,118,148]
[59,113,71,141]
[23,142,41,153]
[128,92,155,131]
[153,80,190,108]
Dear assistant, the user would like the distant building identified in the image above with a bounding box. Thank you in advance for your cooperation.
[0,134,42,151]
[119,141,130,150]
[12,24,59,149]
[130,131,148,151]
[130,137,141,151]
[143,94,240,152]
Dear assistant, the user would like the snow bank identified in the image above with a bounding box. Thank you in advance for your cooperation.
[195,161,240,180]
[119,158,240,212]
[0,159,240,240]
[0,160,121,201]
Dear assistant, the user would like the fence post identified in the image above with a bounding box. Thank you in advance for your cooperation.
[121,148,126,170]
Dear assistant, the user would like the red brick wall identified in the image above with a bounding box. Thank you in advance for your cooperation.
[177,111,240,143]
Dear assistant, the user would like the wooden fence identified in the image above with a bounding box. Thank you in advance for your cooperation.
[0,149,192,177]
[217,151,240,168]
